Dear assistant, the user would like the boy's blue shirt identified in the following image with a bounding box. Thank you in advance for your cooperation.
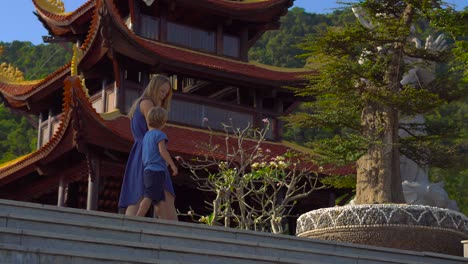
[142,129,168,172]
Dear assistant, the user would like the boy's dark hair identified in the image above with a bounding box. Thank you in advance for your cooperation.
[147,107,168,128]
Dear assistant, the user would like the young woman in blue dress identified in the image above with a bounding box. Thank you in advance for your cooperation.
[118,75,177,220]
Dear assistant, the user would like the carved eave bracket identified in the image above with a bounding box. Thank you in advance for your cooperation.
[99,0,114,59]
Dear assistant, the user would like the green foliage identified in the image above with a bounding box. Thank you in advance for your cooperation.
[248,7,356,68]
[321,174,357,189]
[0,41,71,163]
[0,104,37,163]
[0,41,71,79]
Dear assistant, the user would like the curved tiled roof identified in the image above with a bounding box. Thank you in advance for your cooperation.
[0,76,131,185]
[104,115,354,176]
[161,0,293,22]
[0,63,70,98]
[78,0,312,87]
[33,0,95,36]
[0,79,74,183]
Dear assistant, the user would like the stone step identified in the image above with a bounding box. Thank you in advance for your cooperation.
[0,243,169,264]
[0,199,466,264]
[0,227,322,264]
[1,212,434,264]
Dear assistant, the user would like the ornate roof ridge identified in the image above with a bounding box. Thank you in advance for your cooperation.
[0,62,71,98]
[33,0,95,24]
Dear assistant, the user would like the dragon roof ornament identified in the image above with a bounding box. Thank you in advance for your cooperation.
[35,0,66,14]
[0,63,25,83]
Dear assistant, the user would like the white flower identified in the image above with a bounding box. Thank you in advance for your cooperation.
[262,118,269,123]
[278,161,287,169]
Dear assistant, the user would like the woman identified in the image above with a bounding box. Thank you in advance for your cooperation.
[118,74,177,220]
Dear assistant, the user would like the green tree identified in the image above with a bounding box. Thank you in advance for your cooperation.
[288,0,466,205]
[0,41,71,162]
[248,8,355,68]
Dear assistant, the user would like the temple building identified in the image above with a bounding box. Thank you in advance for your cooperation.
[0,0,352,226]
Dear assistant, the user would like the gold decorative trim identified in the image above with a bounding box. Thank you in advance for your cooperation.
[0,62,25,83]
[71,45,82,76]
[100,110,125,120]
[35,0,66,14]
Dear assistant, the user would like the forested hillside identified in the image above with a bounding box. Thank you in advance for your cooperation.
[0,8,466,213]
[0,41,71,163]
[248,8,355,68]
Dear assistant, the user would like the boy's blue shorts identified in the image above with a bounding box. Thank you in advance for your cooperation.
[143,170,166,204]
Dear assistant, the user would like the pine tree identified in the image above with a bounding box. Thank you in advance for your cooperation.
[288,0,467,204]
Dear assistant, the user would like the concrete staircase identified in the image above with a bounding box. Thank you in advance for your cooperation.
[0,199,466,264]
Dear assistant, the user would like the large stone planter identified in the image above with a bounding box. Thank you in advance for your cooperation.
[296,204,468,256]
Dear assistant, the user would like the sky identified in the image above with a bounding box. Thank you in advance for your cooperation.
[0,0,467,45]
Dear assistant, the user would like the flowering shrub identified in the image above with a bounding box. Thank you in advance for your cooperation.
[177,122,324,233]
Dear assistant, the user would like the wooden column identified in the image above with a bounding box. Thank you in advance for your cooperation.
[47,109,52,143]
[101,79,107,113]
[253,89,263,128]
[216,24,223,55]
[240,27,249,61]
[57,175,68,207]
[86,152,101,211]
[160,9,167,42]
[116,67,125,113]
[274,96,283,140]
[128,0,140,33]
[36,112,43,149]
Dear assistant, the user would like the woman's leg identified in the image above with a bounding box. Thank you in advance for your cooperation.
[158,191,178,221]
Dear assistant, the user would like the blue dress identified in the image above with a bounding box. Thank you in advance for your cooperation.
[118,100,175,208]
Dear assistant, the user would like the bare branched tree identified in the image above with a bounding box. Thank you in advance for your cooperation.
[177,121,325,233]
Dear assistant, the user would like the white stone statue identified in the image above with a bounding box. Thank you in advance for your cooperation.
[352,7,459,211]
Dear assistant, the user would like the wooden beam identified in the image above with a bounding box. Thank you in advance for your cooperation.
[208,87,235,99]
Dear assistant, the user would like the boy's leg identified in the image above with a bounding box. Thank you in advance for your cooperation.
[158,191,178,221]
[125,198,142,216]
[136,197,152,217]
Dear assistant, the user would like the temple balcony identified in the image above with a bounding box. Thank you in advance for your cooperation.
[37,81,279,148]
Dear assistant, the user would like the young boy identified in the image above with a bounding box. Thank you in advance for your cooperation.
[136,106,178,219]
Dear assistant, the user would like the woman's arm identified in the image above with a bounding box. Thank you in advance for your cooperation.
[140,99,157,128]
[158,140,178,176]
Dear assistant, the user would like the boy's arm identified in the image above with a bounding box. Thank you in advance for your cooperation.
[158,140,178,176]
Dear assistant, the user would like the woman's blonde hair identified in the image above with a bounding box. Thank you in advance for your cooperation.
[128,74,173,118]
[146,107,168,129]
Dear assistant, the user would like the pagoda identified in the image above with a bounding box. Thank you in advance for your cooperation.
[0,0,352,223]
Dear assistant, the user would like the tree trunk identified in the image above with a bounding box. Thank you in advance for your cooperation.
[355,103,404,204]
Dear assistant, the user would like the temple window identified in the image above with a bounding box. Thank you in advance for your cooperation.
[223,34,240,58]
[140,14,159,40]
[167,22,216,53]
